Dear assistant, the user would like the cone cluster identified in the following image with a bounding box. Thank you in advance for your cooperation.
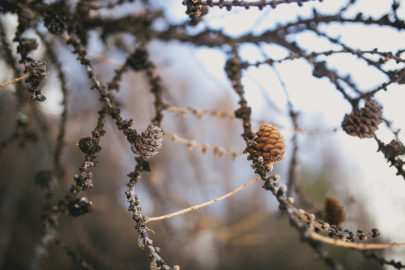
[341,99,383,138]
[132,125,163,159]
[252,124,285,163]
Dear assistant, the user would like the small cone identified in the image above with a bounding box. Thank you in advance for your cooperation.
[132,125,164,158]
[342,99,383,138]
[252,124,285,163]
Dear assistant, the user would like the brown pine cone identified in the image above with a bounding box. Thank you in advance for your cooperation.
[252,124,285,163]
[341,99,383,138]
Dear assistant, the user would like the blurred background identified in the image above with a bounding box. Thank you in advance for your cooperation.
[0,0,404,269]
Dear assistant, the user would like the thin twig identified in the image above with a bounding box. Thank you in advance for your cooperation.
[146,176,261,223]
[88,53,123,67]
[310,232,405,250]
[164,132,243,159]
[196,0,318,9]
[0,73,30,88]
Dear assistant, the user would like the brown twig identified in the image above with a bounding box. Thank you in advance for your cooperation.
[0,73,30,88]
[164,132,243,159]
[309,232,405,250]
[146,176,261,223]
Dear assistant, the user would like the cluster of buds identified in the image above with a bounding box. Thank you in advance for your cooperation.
[74,170,94,190]
[24,60,47,102]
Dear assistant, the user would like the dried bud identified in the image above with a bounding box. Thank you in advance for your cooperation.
[359,235,367,241]
[278,184,287,194]
[68,197,93,217]
[342,99,383,138]
[30,91,46,102]
[17,38,38,60]
[74,171,94,189]
[17,8,35,31]
[78,137,100,154]
[132,125,163,158]
[252,124,285,163]
[34,170,53,189]
[371,228,380,238]
[382,139,405,160]
[324,196,346,226]
[127,48,149,71]
[150,260,159,270]
[184,0,208,24]
[313,61,328,78]
[388,140,405,154]
[224,57,241,80]
[44,7,67,34]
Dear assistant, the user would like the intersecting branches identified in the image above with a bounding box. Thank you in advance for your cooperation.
[1,0,405,269]
[60,30,174,269]
[223,44,405,268]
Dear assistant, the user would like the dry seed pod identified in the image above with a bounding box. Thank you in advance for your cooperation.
[341,99,383,138]
[252,124,285,163]
[324,196,346,226]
